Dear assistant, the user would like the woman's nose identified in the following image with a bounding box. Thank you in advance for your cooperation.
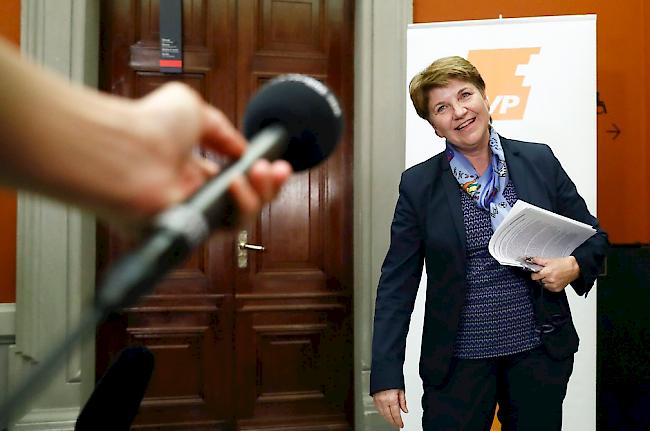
[452,103,467,118]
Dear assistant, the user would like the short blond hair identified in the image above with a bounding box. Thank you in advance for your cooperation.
[409,56,486,120]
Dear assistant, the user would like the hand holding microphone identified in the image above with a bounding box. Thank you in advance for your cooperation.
[129,80,299,223]
[96,74,343,312]
[108,74,341,231]
[0,74,343,427]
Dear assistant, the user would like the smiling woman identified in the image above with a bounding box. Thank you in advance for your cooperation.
[369,56,609,431]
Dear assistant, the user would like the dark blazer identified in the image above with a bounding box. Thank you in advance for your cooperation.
[370,136,609,395]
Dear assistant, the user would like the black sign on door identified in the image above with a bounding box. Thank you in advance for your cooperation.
[160,0,183,73]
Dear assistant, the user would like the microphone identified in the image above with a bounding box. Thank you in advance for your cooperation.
[75,346,154,430]
[242,74,342,171]
[0,74,343,427]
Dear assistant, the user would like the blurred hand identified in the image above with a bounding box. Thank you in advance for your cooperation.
[373,389,408,429]
[529,256,580,292]
[0,37,292,231]
[116,82,292,225]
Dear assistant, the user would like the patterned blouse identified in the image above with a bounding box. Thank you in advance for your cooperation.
[453,181,541,358]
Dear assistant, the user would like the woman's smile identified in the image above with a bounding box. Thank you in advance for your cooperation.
[455,117,476,131]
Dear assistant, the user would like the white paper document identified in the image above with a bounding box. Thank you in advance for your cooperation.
[488,200,596,271]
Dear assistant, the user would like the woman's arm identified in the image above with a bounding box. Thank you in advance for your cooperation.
[371,172,425,393]
[530,146,609,295]
[371,173,424,428]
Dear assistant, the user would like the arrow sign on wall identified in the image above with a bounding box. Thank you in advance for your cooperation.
[606,124,620,140]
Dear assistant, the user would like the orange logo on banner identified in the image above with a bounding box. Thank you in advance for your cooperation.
[468,48,540,120]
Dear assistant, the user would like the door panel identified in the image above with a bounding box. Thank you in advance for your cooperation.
[233,2,352,426]
[97,1,353,429]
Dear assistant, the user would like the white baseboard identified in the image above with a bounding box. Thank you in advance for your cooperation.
[11,407,78,431]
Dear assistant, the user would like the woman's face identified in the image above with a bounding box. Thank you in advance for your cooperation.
[426,79,491,154]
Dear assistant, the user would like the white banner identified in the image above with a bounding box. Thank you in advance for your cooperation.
[404,15,597,430]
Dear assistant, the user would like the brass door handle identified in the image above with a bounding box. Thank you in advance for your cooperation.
[237,230,265,268]
[239,243,265,252]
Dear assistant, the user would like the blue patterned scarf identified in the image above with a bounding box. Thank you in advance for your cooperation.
[446,128,511,231]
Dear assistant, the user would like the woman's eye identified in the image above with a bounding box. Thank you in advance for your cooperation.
[436,105,446,113]
[461,92,471,99]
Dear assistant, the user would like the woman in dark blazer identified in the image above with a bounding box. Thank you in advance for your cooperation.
[370,56,608,430]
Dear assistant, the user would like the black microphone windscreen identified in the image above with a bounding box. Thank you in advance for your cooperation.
[75,346,154,430]
[242,75,343,171]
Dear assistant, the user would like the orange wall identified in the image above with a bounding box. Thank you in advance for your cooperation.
[0,0,20,303]
[414,0,649,244]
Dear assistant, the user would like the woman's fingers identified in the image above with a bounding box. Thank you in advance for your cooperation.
[530,256,550,267]
[373,390,405,429]
[378,404,393,427]
[528,256,579,292]
[398,389,409,413]
[388,402,404,428]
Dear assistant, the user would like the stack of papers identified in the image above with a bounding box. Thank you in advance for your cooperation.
[488,200,596,271]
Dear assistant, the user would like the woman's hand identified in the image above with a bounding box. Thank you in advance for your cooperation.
[529,256,580,292]
[372,388,408,429]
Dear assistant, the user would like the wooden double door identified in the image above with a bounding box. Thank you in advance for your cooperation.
[96,1,354,429]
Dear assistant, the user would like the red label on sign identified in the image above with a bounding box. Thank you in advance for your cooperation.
[159,59,183,68]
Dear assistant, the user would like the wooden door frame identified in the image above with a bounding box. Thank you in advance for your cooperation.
[12,1,410,430]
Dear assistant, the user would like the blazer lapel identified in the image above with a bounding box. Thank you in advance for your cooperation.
[439,155,466,250]
[502,136,535,204]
